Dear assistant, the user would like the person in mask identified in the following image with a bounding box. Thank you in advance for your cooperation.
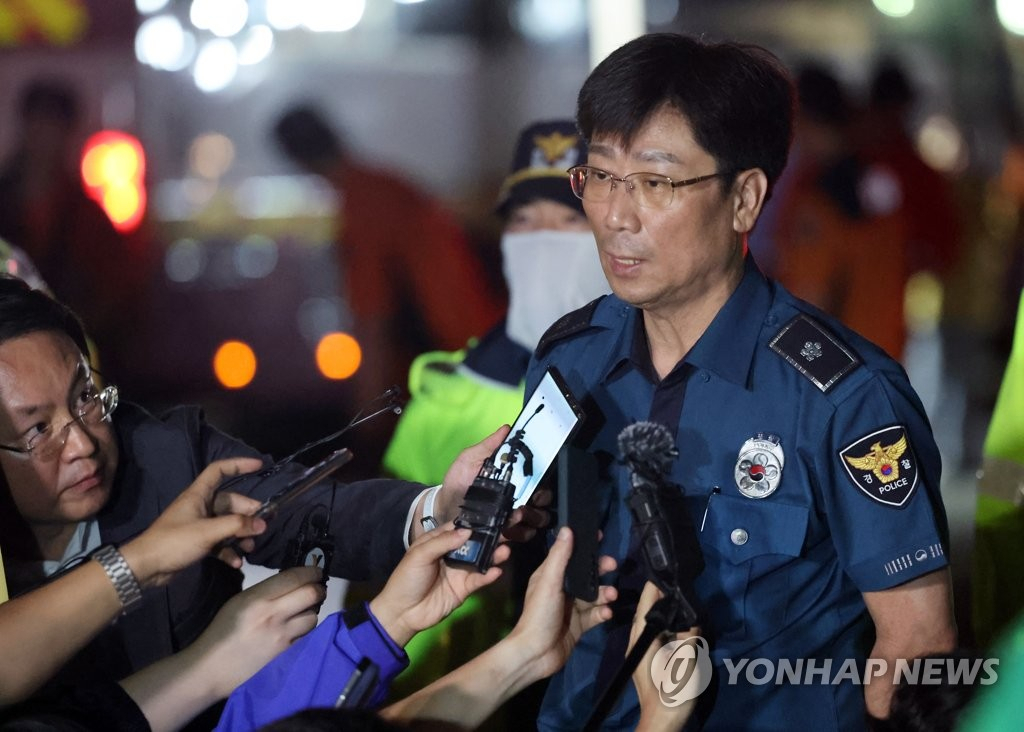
[378,120,607,717]
[382,120,607,485]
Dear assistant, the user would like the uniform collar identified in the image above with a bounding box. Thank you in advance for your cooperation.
[603,255,771,388]
[463,322,532,387]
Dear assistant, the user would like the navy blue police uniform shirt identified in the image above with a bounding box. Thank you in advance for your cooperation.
[527,256,949,731]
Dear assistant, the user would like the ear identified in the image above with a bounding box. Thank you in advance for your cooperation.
[732,168,769,234]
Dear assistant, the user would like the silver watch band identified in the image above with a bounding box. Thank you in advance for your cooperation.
[94,544,143,614]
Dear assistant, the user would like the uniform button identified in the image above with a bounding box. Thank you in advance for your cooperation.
[701,372,710,383]
[765,315,778,327]
[730,528,749,546]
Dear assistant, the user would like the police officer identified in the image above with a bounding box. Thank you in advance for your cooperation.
[383,120,608,485]
[527,34,955,730]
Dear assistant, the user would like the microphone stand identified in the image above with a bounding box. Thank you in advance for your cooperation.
[582,590,689,732]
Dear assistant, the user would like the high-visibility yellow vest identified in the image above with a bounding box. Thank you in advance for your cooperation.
[974,292,1024,649]
[383,349,524,485]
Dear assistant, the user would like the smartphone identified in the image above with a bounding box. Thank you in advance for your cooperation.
[558,444,601,601]
[254,448,354,520]
[501,366,585,509]
[445,366,584,572]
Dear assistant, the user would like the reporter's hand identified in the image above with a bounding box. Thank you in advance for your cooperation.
[628,582,702,732]
[370,524,509,647]
[433,425,511,527]
[506,526,618,680]
[120,457,268,589]
[177,566,323,698]
[430,425,552,543]
[503,485,553,543]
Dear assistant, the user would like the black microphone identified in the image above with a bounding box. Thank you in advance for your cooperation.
[618,421,704,631]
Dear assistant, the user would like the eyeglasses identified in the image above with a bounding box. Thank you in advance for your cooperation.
[0,384,119,461]
[567,165,727,210]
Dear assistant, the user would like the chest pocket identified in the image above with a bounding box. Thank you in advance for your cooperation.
[697,494,810,645]
[701,494,809,564]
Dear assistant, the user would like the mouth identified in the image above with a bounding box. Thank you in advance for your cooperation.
[65,467,103,495]
[604,252,645,274]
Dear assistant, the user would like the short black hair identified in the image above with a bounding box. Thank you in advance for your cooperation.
[796,62,852,128]
[273,104,345,172]
[0,276,89,356]
[257,708,407,732]
[18,78,79,125]
[877,650,989,732]
[576,33,795,199]
[869,57,915,110]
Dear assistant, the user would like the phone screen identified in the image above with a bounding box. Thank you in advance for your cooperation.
[499,367,584,509]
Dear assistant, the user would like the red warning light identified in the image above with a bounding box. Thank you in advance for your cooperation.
[80,130,146,233]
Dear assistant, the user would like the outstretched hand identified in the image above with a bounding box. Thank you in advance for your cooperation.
[118,565,326,730]
[369,523,510,647]
[120,457,268,589]
[432,425,552,543]
[507,526,618,680]
[628,581,702,732]
[190,566,325,697]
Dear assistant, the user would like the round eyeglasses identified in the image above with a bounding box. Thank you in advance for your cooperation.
[567,165,727,210]
[0,384,119,461]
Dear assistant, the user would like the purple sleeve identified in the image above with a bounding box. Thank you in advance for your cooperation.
[214,603,408,731]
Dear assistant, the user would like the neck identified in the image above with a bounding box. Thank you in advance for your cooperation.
[24,521,78,563]
[642,265,744,380]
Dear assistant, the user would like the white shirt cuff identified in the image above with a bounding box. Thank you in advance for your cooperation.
[403,485,440,550]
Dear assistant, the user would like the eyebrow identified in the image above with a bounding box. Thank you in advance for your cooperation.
[10,362,90,420]
[587,143,685,168]
[633,150,683,165]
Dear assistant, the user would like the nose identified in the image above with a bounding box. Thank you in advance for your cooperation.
[600,177,641,232]
[60,418,97,460]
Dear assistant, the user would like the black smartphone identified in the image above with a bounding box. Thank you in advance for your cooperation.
[558,444,601,601]
[254,448,354,520]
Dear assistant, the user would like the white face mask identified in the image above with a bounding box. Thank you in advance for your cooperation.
[501,229,610,352]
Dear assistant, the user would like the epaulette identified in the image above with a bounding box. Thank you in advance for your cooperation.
[768,314,861,392]
[535,296,605,358]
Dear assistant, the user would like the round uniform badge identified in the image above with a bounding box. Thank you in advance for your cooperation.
[734,433,784,499]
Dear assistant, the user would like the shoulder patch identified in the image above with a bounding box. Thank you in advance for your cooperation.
[839,425,918,508]
[768,314,860,392]
[535,296,605,358]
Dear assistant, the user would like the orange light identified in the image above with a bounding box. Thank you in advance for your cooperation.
[80,130,146,233]
[213,340,257,389]
[315,332,362,380]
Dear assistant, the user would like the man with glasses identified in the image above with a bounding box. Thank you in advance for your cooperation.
[0,275,521,709]
[528,34,955,730]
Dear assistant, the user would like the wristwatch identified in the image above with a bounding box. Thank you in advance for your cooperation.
[93,544,143,615]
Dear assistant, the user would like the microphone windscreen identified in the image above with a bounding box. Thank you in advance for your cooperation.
[618,421,676,474]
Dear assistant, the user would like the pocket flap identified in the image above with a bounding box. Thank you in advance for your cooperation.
[702,494,809,564]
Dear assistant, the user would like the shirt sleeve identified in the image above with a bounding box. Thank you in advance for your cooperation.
[190,411,425,581]
[215,603,408,731]
[818,371,950,592]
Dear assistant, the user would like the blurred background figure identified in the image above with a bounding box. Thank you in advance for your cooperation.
[858,57,963,280]
[0,78,148,383]
[769,62,913,361]
[380,119,608,725]
[383,119,605,484]
[272,104,503,471]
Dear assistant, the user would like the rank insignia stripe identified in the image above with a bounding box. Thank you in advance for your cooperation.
[768,314,861,392]
[839,425,919,508]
